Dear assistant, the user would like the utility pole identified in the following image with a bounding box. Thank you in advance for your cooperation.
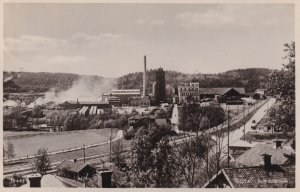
[110,127,112,162]
[83,144,85,163]
[227,110,230,168]
[243,102,245,141]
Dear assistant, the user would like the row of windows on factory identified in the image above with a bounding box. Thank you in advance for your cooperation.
[180,92,199,96]
[179,88,199,91]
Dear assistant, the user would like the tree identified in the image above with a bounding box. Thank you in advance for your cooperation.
[179,103,225,133]
[171,136,207,187]
[32,106,44,118]
[112,140,126,168]
[156,109,168,119]
[6,141,15,159]
[32,148,51,176]
[266,42,295,134]
[150,137,179,187]
[129,127,153,187]
[113,125,179,188]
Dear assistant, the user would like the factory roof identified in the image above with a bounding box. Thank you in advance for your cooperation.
[102,89,141,96]
[62,101,109,105]
[199,88,246,95]
[111,89,140,92]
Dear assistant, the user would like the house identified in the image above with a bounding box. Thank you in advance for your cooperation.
[229,140,259,160]
[22,174,67,188]
[55,159,97,181]
[255,89,266,95]
[199,88,245,103]
[128,115,156,129]
[234,141,294,167]
[203,163,295,188]
[204,150,295,188]
[155,118,169,126]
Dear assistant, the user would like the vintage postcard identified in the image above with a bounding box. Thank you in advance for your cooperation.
[1,0,298,190]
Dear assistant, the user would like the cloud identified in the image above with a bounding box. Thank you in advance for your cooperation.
[70,33,138,47]
[136,18,165,26]
[4,35,68,52]
[149,19,165,26]
[177,9,235,28]
[47,55,88,64]
[176,5,293,28]
[4,33,141,76]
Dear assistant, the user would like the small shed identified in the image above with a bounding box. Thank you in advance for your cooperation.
[55,159,97,181]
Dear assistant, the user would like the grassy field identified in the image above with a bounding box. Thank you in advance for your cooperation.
[4,128,118,157]
[3,138,133,172]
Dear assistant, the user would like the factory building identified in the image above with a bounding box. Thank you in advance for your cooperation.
[199,87,245,103]
[102,89,141,105]
[59,100,111,110]
[129,96,151,106]
[154,68,166,104]
[101,55,150,106]
[178,82,200,102]
[105,96,121,106]
[152,82,156,97]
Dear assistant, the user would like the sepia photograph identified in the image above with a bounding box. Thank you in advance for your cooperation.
[1,1,297,189]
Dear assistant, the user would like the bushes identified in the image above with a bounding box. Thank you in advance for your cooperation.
[3,174,27,187]
[124,127,135,140]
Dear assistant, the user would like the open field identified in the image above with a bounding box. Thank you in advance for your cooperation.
[4,128,118,157]
[3,138,133,174]
[4,130,50,139]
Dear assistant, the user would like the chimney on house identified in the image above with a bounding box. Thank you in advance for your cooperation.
[262,154,272,170]
[74,159,77,163]
[274,140,282,149]
[27,174,42,187]
[143,55,147,97]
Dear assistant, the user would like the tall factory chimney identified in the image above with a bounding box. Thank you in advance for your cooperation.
[143,55,147,97]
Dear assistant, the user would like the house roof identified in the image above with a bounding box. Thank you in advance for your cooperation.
[199,88,245,95]
[222,164,295,188]
[203,164,295,188]
[229,140,259,149]
[55,160,95,173]
[235,144,293,167]
[155,118,168,126]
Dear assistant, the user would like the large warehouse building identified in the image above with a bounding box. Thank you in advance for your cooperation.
[102,89,141,105]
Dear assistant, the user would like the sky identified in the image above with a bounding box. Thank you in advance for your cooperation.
[3,3,295,77]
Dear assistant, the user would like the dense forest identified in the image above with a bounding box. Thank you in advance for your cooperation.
[3,72,104,93]
[117,68,273,94]
[4,68,272,94]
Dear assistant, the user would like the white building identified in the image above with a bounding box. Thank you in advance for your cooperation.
[178,82,200,102]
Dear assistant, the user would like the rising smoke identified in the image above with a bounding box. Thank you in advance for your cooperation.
[28,76,116,107]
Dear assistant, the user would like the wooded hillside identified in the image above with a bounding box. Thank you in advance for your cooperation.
[117,68,273,94]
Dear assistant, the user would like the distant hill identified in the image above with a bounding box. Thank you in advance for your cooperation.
[3,71,114,93]
[117,68,273,95]
[3,68,273,94]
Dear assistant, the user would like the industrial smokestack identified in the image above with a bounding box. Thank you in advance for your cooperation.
[143,55,147,97]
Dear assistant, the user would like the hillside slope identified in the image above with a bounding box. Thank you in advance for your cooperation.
[117,68,273,94]
[3,68,272,94]
[3,71,115,93]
